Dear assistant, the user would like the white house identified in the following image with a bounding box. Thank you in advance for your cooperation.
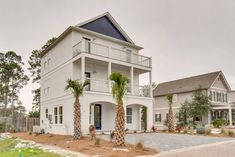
[40,12,153,135]
[152,71,235,129]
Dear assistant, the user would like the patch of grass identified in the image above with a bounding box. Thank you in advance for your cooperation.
[0,138,62,157]
[0,138,17,152]
[0,148,62,157]
[228,130,234,137]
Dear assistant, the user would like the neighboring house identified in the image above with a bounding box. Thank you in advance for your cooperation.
[229,91,235,105]
[40,12,153,135]
[153,71,234,129]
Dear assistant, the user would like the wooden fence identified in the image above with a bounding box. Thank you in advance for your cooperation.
[0,116,40,132]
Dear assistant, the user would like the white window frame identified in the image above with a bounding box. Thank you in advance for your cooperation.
[54,106,63,124]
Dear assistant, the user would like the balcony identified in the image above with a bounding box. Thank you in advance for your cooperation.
[78,78,150,97]
[72,39,151,68]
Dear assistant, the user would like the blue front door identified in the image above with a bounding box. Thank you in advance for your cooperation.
[94,104,102,130]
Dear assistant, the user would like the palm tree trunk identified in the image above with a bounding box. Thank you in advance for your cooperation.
[73,97,82,140]
[115,102,125,146]
[168,104,174,132]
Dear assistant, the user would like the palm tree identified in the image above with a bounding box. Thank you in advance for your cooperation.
[65,79,90,140]
[109,72,129,146]
[167,94,174,132]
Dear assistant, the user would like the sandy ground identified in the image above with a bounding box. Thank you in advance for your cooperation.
[10,133,157,157]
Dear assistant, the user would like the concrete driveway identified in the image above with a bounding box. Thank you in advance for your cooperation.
[124,133,233,152]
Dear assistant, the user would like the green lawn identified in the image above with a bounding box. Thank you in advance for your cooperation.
[0,138,62,157]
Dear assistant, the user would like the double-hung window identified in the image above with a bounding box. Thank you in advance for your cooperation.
[155,113,161,122]
[54,106,63,124]
[126,108,132,124]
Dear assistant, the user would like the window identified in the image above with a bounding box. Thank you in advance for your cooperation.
[222,93,225,102]
[54,106,63,124]
[209,91,212,101]
[44,61,47,69]
[54,107,58,124]
[155,114,161,122]
[59,106,63,124]
[213,91,216,101]
[217,92,221,102]
[126,108,132,124]
[225,93,228,103]
[47,58,51,66]
[45,109,48,119]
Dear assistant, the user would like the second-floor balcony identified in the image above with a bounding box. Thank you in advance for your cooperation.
[77,78,150,97]
[72,39,151,68]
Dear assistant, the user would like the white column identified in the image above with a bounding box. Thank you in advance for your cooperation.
[138,106,142,131]
[108,62,112,93]
[149,71,152,97]
[229,105,232,126]
[208,111,211,126]
[91,104,94,125]
[131,67,134,95]
[147,104,153,131]
[81,55,85,82]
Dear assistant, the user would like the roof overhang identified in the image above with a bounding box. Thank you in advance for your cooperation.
[210,71,232,92]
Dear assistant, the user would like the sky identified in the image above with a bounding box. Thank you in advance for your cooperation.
[0,0,235,111]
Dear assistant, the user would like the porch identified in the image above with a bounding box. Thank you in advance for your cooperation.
[89,101,148,132]
[210,105,235,127]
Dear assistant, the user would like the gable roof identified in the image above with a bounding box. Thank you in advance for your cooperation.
[75,12,134,44]
[153,71,231,97]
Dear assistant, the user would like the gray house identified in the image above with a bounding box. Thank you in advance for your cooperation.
[153,71,234,129]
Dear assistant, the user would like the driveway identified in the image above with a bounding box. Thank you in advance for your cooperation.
[126,133,233,152]
[100,133,233,152]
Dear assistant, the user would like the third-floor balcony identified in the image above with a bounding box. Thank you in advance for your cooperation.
[72,39,151,68]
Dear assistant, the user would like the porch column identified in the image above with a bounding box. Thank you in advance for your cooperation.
[229,105,232,126]
[208,111,211,126]
[81,55,85,82]
[130,66,134,95]
[90,104,94,125]
[149,71,152,97]
[108,62,112,93]
[138,106,142,131]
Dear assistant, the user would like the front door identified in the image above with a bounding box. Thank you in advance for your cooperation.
[94,104,102,130]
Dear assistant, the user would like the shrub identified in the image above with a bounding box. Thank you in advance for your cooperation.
[135,141,144,150]
[176,124,182,133]
[94,137,100,146]
[212,119,226,128]
[205,128,211,135]
[0,123,6,132]
[89,125,96,140]
[151,126,157,132]
[196,127,205,134]
[221,129,225,134]
[228,130,234,137]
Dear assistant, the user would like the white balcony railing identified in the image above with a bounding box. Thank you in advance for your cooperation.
[72,40,151,67]
[75,78,149,97]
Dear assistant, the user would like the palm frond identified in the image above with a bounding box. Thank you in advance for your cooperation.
[65,79,88,97]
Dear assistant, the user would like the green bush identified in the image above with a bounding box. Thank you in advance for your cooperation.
[212,119,226,128]
[196,127,205,134]
[0,123,6,132]
[205,128,211,135]
[228,130,234,137]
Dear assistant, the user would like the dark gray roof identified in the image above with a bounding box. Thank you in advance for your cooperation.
[153,71,222,97]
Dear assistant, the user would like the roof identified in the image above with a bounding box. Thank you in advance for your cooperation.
[153,71,231,97]
[41,12,142,57]
[76,12,134,43]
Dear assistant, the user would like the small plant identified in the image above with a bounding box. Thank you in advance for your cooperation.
[125,128,129,132]
[205,128,211,135]
[228,130,234,137]
[221,128,225,134]
[94,137,101,146]
[110,131,115,142]
[175,124,182,133]
[212,119,226,128]
[135,141,144,150]
[151,126,157,132]
[196,127,205,134]
[89,125,96,140]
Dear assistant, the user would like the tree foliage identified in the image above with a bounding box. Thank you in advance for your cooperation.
[28,37,57,111]
[178,89,212,126]
[0,51,29,108]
